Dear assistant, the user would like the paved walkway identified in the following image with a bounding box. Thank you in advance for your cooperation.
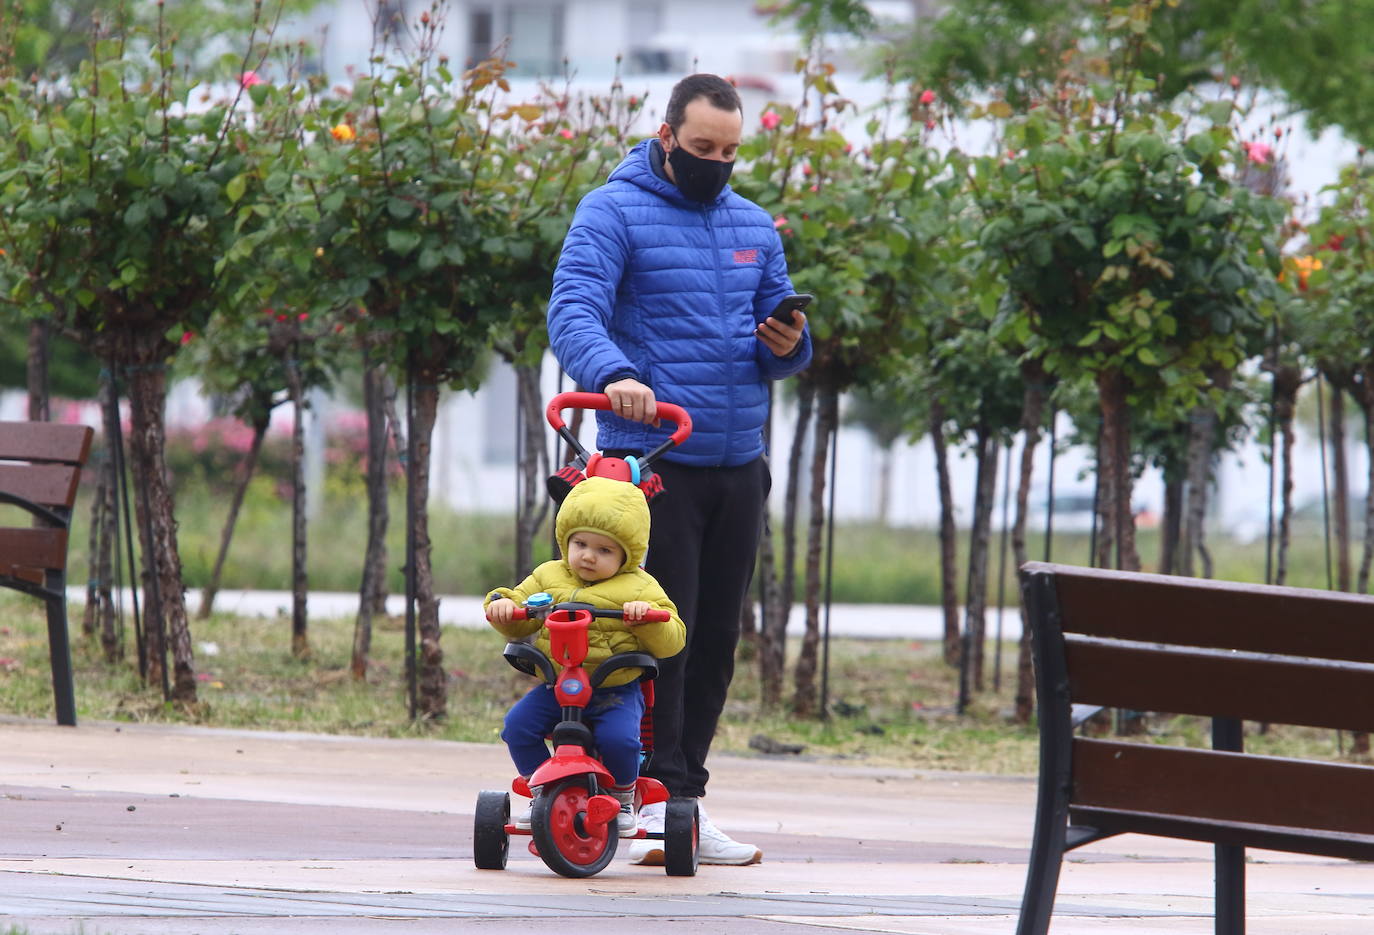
[2,719,1370,934]
[70,588,1024,642]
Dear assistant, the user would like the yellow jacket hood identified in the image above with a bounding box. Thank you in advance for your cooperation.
[554,476,650,574]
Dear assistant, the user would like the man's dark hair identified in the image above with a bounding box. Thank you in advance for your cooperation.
[664,74,742,130]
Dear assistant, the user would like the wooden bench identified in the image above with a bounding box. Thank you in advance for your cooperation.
[1017,561,1374,935]
[0,420,94,726]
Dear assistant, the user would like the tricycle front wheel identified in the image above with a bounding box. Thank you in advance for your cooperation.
[530,778,618,878]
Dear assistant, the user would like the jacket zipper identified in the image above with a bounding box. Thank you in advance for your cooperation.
[704,206,733,464]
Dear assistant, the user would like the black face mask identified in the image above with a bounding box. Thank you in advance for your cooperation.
[666,134,733,204]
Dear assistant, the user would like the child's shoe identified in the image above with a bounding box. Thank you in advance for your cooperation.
[612,787,637,837]
[514,784,538,831]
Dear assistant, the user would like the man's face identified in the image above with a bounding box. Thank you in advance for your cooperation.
[659,97,743,179]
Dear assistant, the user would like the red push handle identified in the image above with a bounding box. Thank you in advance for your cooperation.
[546,392,692,447]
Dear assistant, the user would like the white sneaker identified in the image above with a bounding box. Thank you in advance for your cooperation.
[613,788,638,838]
[697,802,762,866]
[626,800,665,865]
[626,799,763,866]
[513,799,532,831]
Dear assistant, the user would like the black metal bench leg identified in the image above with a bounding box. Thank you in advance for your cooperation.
[1216,843,1245,934]
[45,569,77,727]
[1017,775,1069,934]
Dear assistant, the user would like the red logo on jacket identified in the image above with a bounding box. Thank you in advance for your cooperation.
[733,248,758,264]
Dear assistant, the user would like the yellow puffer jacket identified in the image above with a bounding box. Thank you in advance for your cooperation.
[485,477,685,687]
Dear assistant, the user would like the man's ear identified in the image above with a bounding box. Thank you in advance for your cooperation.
[657,122,674,150]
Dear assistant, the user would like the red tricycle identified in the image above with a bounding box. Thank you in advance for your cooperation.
[472,392,700,878]
[473,599,700,877]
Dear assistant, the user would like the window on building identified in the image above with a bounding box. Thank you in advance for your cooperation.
[505,3,564,76]
[467,7,495,66]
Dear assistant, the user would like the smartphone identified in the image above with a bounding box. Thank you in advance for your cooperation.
[768,293,813,325]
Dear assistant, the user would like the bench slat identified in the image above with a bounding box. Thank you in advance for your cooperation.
[0,527,69,573]
[1068,807,1374,862]
[0,463,83,510]
[1065,635,1374,732]
[1026,560,1374,664]
[0,422,93,465]
[1073,739,1374,837]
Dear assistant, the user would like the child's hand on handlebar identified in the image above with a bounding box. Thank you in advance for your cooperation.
[622,600,652,624]
[486,598,518,623]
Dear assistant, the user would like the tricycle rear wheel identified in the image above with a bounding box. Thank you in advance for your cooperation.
[663,796,699,876]
[530,778,618,877]
[473,790,510,870]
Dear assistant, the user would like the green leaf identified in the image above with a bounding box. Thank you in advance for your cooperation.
[124,201,149,229]
[1137,346,1159,365]
[388,197,416,219]
[418,247,441,271]
[1201,100,1233,125]
[226,173,247,204]
[322,190,346,213]
[1185,190,1206,216]
[387,229,422,255]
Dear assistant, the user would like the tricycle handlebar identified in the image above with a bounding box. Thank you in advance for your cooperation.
[507,600,671,624]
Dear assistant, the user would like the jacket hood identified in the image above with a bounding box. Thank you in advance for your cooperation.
[608,138,735,209]
[554,476,650,574]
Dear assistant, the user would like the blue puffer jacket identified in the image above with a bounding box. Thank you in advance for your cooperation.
[548,138,812,467]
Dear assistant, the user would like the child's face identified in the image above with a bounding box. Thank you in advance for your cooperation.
[566,530,625,583]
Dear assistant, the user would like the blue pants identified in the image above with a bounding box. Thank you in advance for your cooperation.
[502,681,645,787]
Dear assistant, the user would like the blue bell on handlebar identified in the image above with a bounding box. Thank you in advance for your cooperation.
[525,592,554,615]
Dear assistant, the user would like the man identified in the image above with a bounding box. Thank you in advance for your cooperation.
[547,73,811,865]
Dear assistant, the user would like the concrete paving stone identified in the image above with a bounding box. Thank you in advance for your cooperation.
[2,719,1372,934]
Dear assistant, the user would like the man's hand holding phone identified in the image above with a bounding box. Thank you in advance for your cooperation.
[756,293,811,357]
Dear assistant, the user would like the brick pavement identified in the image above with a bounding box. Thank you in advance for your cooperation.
[1,720,1369,934]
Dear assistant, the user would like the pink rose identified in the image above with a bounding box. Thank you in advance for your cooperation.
[240,70,263,89]
[760,109,781,130]
[1241,141,1274,165]
[919,89,936,105]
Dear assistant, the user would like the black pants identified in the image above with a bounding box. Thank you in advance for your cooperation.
[609,454,769,799]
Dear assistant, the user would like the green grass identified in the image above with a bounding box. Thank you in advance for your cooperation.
[0,591,1358,776]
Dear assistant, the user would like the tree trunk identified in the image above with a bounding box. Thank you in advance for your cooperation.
[1096,369,1140,571]
[411,382,447,720]
[354,357,392,680]
[1012,376,1045,724]
[1273,367,1301,586]
[962,424,997,693]
[362,360,396,617]
[95,439,120,662]
[1092,422,1113,569]
[514,363,551,578]
[125,359,196,703]
[95,370,125,665]
[285,360,310,660]
[759,381,813,708]
[791,384,837,717]
[1180,407,1216,579]
[875,443,893,525]
[27,318,50,422]
[82,445,106,639]
[930,401,960,667]
[1159,474,1183,575]
[1330,382,1352,593]
[1357,367,1374,595]
[199,413,269,619]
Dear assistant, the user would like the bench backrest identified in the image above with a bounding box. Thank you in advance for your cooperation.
[0,421,95,585]
[1020,561,1374,860]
